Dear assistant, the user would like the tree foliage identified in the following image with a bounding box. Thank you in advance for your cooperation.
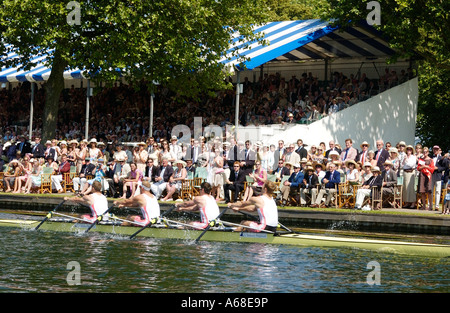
[320,0,450,149]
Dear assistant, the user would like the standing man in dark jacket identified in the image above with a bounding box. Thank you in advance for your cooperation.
[31,136,45,159]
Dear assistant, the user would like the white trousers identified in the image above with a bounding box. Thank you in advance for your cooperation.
[51,175,64,191]
[73,177,87,191]
[151,182,167,199]
[355,188,371,208]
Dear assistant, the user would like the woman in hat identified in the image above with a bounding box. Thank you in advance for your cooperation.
[161,160,187,201]
[44,155,58,174]
[58,141,68,162]
[75,140,88,174]
[24,158,43,193]
[88,138,103,160]
[345,160,360,184]
[367,150,377,168]
[133,142,149,173]
[388,147,400,174]
[401,145,417,209]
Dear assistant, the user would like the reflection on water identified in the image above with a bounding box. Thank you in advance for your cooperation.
[0,228,448,293]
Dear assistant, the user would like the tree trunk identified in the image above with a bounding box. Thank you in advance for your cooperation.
[42,48,67,142]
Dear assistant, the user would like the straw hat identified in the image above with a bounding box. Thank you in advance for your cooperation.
[363,162,373,168]
[372,166,381,173]
[345,159,357,167]
[383,160,393,166]
[406,145,415,153]
[360,141,370,148]
[285,162,293,167]
[389,147,398,154]
[313,162,325,170]
[173,160,186,167]
[138,141,147,147]
[329,150,340,157]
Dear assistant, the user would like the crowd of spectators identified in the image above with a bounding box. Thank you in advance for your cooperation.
[0,67,414,146]
[3,67,445,212]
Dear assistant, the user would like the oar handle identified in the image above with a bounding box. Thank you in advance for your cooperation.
[35,199,66,230]
[195,208,227,243]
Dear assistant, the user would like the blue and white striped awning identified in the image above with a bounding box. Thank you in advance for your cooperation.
[0,44,86,83]
[221,19,396,71]
[1,19,396,82]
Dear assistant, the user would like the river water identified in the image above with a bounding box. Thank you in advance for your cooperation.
[0,225,448,294]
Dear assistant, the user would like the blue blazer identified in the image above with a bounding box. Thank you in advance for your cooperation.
[288,171,304,188]
[321,170,340,188]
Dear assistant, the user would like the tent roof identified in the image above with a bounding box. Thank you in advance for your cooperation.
[1,19,396,82]
[220,19,396,71]
[0,44,85,83]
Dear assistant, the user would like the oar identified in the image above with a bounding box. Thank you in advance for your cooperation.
[35,200,66,230]
[195,208,227,243]
[84,203,116,233]
[129,205,177,239]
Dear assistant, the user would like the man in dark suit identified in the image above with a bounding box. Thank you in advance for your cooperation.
[105,159,121,197]
[381,161,397,197]
[355,166,383,209]
[16,135,32,158]
[312,162,341,207]
[239,140,256,175]
[325,140,341,159]
[223,162,246,203]
[31,136,45,159]
[73,157,96,194]
[273,159,291,182]
[295,139,308,160]
[431,146,447,210]
[374,139,390,171]
[150,157,174,199]
[300,166,319,206]
[185,159,196,177]
[280,163,304,206]
[143,159,159,183]
[272,140,286,171]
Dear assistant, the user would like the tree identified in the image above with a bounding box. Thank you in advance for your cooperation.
[0,0,270,140]
[320,0,450,149]
[319,0,450,70]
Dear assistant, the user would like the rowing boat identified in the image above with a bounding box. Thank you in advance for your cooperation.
[1,216,449,258]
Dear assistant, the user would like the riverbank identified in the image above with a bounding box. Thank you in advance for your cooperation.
[0,193,449,236]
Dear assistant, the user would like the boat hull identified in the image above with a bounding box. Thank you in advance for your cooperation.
[1,218,449,258]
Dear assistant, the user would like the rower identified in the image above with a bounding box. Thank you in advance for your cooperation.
[64,180,109,223]
[113,180,160,226]
[228,180,278,233]
[175,182,220,229]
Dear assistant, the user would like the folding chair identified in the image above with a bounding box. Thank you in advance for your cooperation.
[40,167,54,194]
[337,176,356,208]
[63,166,77,193]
